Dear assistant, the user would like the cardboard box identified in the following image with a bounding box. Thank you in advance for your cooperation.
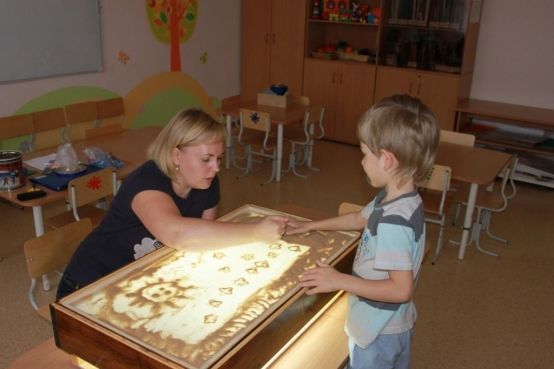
[257,93,292,108]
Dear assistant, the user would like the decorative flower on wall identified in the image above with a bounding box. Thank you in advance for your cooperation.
[117,51,130,65]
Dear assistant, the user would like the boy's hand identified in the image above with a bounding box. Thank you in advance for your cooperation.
[298,260,342,295]
[256,216,288,243]
[285,219,313,235]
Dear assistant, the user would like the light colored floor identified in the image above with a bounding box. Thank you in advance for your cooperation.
[1,139,553,369]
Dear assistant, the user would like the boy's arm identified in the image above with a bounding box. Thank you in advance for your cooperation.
[299,260,414,303]
[286,211,367,235]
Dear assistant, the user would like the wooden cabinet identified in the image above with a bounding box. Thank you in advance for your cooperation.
[241,0,306,101]
[303,58,375,145]
[374,66,460,130]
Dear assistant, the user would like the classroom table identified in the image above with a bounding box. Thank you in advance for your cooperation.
[218,99,307,181]
[435,142,512,259]
[0,126,161,237]
[0,126,161,289]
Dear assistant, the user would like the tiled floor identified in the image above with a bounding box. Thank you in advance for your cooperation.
[1,139,553,368]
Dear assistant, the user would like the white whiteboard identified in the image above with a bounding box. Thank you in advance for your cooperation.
[0,0,102,83]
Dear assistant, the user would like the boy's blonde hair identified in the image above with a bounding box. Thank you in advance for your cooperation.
[148,108,227,180]
[357,94,439,183]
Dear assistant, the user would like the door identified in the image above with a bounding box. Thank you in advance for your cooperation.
[334,63,376,144]
[270,0,306,95]
[241,0,272,100]
[374,67,416,102]
[302,58,338,139]
[418,73,460,130]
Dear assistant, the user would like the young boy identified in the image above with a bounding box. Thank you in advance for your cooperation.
[286,94,440,369]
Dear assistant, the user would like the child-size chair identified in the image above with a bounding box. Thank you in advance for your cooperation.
[64,100,98,142]
[31,107,67,151]
[45,167,118,230]
[416,164,452,264]
[23,218,92,321]
[452,155,518,257]
[236,108,278,185]
[0,113,34,152]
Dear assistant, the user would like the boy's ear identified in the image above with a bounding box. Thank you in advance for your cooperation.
[380,149,398,172]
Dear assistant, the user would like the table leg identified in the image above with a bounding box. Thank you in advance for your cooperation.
[276,124,283,182]
[32,206,51,291]
[225,114,232,169]
[457,183,478,260]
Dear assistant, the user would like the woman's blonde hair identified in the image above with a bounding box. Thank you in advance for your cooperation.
[357,94,440,183]
[148,108,227,180]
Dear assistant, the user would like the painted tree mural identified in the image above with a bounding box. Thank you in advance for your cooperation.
[146,0,198,72]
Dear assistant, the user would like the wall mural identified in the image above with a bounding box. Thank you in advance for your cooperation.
[145,0,198,72]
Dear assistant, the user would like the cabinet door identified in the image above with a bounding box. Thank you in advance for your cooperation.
[302,59,338,139]
[418,73,460,130]
[335,63,376,145]
[374,67,417,102]
[241,0,272,100]
[270,0,306,96]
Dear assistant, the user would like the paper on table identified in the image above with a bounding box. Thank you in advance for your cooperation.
[24,153,57,171]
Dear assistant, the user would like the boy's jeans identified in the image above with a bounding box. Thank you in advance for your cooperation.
[348,329,412,369]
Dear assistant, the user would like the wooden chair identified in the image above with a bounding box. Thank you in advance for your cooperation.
[237,108,278,185]
[85,124,125,139]
[416,165,452,264]
[338,201,363,215]
[23,218,92,321]
[45,168,118,230]
[452,155,518,257]
[439,129,475,146]
[96,97,125,127]
[64,100,98,142]
[0,113,34,152]
[283,95,325,177]
[31,107,67,150]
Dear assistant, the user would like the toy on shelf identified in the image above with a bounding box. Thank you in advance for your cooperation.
[311,0,322,19]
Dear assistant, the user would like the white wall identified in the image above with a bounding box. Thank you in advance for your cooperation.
[0,0,241,115]
[471,0,554,109]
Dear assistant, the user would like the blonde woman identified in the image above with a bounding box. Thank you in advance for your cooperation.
[57,108,287,299]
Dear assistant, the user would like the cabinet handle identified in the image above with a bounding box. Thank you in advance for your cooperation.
[272,33,276,44]
[417,83,421,95]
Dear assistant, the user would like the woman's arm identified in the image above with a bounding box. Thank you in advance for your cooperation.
[132,190,287,252]
[299,260,414,303]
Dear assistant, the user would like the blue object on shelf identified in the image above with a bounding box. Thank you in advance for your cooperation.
[270,84,288,96]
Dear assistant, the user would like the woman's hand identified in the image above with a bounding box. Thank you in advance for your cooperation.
[255,216,289,243]
[285,219,313,235]
[299,260,343,295]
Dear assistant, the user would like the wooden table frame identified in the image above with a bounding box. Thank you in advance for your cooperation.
[219,100,306,182]
[435,142,512,259]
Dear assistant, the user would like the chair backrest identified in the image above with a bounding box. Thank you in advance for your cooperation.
[31,107,67,150]
[85,124,125,140]
[96,97,125,126]
[239,109,273,150]
[24,218,92,279]
[289,94,310,106]
[308,105,325,139]
[439,130,475,146]
[0,114,34,151]
[68,168,117,220]
[416,165,452,215]
[64,101,98,142]
[65,101,98,126]
[338,202,363,215]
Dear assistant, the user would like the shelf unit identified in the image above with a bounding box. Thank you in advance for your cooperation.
[456,98,554,188]
[300,0,483,144]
